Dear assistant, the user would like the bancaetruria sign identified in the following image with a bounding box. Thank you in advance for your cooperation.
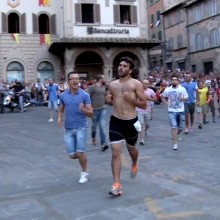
[87,27,129,34]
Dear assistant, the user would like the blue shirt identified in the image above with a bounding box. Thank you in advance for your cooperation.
[47,84,58,101]
[181,81,198,103]
[60,89,91,129]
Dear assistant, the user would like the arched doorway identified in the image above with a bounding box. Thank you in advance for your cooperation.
[75,51,103,80]
[37,61,54,82]
[6,62,24,83]
[112,52,140,78]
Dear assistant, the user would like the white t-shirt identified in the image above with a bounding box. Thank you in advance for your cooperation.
[162,85,188,112]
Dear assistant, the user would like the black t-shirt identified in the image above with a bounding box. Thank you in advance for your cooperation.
[10,83,24,93]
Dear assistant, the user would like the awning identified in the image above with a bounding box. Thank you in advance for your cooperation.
[49,37,161,55]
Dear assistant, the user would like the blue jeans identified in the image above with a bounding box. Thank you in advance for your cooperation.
[91,109,107,145]
[18,95,23,111]
[64,127,87,155]
[168,112,184,129]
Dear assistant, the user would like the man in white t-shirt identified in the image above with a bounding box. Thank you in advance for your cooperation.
[161,74,188,150]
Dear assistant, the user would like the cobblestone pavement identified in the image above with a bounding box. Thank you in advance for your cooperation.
[0,104,220,220]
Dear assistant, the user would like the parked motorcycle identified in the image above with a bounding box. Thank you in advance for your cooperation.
[3,91,31,112]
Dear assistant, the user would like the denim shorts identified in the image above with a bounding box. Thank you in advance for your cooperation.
[64,127,87,155]
[168,112,184,129]
[48,100,58,110]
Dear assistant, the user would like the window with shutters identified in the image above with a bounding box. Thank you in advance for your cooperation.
[167,14,172,27]
[195,33,204,51]
[8,13,20,33]
[210,0,217,16]
[210,29,219,47]
[194,5,201,22]
[82,4,94,23]
[151,14,154,24]
[158,31,162,41]
[114,5,137,25]
[177,34,183,48]
[39,14,49,34]
[32,13,56,35]
[167,37,174,50]
[156,10,160,22]
[75,3,100,24]
[176,10,181,24]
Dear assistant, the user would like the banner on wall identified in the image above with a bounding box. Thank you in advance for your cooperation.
[40,34,51,45]
[12,33,20,44]
[39,0,51,6]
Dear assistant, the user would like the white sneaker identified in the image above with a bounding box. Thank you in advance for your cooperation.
[140,139,144,145]
[173,144,178,150]
[79,172,89,184]
[48,118,54,122]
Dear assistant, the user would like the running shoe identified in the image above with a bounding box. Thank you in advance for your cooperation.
[101,144,109,151]
[173,144,178,150]
[140,139,144,145]
[189,128,194,132]
[184,128,189,134]
[131,163,139,178]
[109,183,123,196]
[79,172,89,184]
[177,128,182,135]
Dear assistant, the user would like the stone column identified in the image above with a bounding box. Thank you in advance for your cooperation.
[103,65,113,83]
[138,49,149,80]
[139,66,148,80]
[64,48,74,78]
[63,0,73,38]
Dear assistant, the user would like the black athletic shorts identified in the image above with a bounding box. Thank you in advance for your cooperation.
[109,115,139,146]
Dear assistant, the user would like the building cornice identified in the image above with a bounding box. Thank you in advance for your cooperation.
[49,37,160,54]
[161,2,186,15]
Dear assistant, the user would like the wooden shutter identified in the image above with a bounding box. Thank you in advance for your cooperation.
[131,6,137,25]
[75,3,82,23]
[2,12,8,33]
[32,13,38,33]
[20,13,26,34]
[113,5,120,24]
[94,4,100,24]
[50,14,56,34]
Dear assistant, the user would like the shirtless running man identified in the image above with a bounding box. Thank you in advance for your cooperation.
[106,57,147,196]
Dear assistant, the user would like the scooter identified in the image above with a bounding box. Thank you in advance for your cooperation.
[3,91,31,112]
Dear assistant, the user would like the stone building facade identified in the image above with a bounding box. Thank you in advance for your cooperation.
[0,0,62,83]
[146,0,164,69]
[185,0,220,74]
[50,0,159,82]
[162,1,189,71]
[0,0,159,83]
[161,0,220,73]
